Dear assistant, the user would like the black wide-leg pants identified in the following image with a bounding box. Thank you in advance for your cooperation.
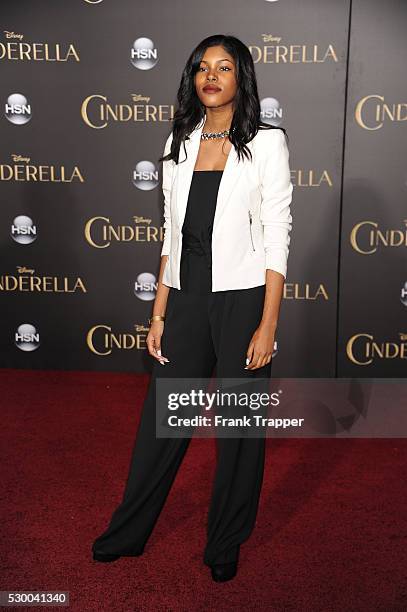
[92,283,272,566]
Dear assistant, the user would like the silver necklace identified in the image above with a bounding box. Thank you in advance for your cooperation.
[201,129,230,141]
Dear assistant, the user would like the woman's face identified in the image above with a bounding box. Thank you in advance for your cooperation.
[194,45,237,110]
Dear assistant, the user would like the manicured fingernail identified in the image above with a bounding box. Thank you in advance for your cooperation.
[246,358,250,365]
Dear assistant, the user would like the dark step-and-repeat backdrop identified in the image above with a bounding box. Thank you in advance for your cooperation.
[1,0,406,376]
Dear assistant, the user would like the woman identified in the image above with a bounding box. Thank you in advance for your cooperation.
[92,33,293,583]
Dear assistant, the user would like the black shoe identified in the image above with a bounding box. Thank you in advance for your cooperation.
[93,551,121,562]
[210,560,238,583]
[92,546,145,562]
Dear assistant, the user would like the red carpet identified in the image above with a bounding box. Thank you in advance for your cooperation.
[1,368,406,611]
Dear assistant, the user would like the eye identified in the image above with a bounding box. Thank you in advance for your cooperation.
[197,65,232,72]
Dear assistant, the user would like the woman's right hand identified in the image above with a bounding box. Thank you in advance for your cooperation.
[146,321,170,365]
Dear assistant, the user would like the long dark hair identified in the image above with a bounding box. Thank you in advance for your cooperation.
[159,33,288,165]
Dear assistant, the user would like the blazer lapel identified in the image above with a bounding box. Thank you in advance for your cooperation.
[175,115,243,229]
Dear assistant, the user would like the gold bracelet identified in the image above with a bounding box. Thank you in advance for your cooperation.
[148,315,166,325]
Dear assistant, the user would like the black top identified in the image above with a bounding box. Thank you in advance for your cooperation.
[180,170,223,294]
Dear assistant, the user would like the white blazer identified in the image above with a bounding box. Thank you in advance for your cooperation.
[160,115,293,292]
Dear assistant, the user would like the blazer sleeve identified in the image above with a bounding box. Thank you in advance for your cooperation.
[259,129,293,280]
[160,131,174,257]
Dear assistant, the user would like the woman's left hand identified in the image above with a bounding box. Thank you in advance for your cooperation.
[244,323,276,370]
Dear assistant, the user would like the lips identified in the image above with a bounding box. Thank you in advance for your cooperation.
[203,85,221,93]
